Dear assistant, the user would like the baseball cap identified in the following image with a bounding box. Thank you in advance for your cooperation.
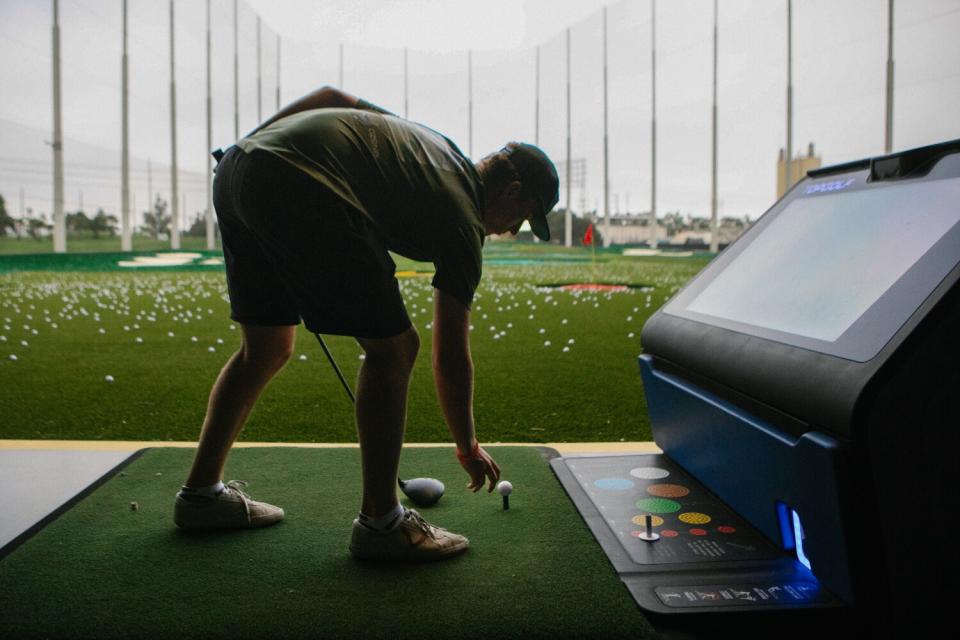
[506,143,560,241]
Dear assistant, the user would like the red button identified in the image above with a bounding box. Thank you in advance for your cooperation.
[689,528,707,536]
[661,530,679,537]
[717,526,736,534]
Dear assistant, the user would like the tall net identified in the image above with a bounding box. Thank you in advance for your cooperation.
[1,0,957,248]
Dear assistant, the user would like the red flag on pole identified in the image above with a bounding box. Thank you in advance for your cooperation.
[583,223,594,246]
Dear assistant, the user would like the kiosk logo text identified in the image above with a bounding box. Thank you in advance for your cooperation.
[804,178,855,195]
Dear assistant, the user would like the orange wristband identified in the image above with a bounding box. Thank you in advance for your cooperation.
[456,442,481,462]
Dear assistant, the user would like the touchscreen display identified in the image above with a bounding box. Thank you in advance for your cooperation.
[685,178,960,342]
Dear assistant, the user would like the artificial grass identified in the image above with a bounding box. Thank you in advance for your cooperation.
[0,445,658,640]
[0,249,709,443]
[0,235,220,256]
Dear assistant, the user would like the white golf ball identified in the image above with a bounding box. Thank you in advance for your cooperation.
[105,375,114,382]
[497,480,513,496]
[299,354,307,361]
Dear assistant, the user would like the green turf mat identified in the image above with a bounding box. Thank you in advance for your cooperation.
[0,250,226,273]
[0,446,657,639]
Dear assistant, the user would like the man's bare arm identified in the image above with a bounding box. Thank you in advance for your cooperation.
[432,288,477,455]
[244,85,395,138]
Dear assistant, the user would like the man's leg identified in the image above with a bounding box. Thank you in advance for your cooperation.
[354,325,420,517]
[184,324,296,487]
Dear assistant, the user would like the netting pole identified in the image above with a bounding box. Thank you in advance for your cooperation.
[169,0,180,250]
[206,0,215,249]
[51,0,66,253]
[710,0,719,254]
[564,28,572,248]
[650,0,657,244]
[884,0,894,154]
[121,0,131,251]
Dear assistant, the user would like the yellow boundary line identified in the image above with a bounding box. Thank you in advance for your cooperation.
[0,440,661,455]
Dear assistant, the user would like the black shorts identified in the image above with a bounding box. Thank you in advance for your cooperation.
[213,145,411,339]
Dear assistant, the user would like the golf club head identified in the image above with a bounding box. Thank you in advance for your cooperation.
[398,477,445,507]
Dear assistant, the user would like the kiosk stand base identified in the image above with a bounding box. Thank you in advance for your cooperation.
[550,453,841,615]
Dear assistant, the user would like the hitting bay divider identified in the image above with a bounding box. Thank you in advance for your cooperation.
[0,445,657,640]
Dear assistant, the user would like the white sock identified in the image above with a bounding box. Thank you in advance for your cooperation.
[358,504,405,531]
[179,481,225,498]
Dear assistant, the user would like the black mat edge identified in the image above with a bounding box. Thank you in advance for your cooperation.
[0,447,150,562]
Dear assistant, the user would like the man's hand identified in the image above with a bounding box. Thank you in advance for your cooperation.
[458,442,501,493]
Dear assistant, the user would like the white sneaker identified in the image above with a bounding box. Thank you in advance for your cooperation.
[349,508,469,561]
[173,480,284,531]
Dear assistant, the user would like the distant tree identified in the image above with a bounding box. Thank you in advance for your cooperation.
[0,194,16,237]
[186,211,211,237]
[662,211,685,236]
[27,214,51,240]
[688,216,710,231]
[141,196,170,239]
[88,209,118,238]
[66,210,90,233]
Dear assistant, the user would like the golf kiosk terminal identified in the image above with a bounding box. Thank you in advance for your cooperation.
[553,138,959,636]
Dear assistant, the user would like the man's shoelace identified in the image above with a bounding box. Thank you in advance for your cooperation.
[223,479,252,500]
[223,479,252,521]
[405,509,448,541]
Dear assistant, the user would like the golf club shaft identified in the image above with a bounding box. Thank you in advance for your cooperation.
[314,332,356,404]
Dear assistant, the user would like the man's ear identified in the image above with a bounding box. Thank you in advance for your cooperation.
[504,180,523,200]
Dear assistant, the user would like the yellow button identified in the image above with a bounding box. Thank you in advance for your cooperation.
[678,512,711,525]
[632,514,664,527]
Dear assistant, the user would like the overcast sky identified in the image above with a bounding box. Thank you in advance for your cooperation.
[1,0,958,225]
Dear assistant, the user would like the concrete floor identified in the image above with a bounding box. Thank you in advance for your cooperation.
[0,449,134,550]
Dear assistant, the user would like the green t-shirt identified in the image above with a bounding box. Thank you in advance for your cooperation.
[236,106,485,310]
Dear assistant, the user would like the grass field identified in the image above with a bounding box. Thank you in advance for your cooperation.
[0,234,220,255]
[0,244,710,443]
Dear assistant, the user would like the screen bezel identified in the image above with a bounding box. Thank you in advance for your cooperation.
[662,155,960,363]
